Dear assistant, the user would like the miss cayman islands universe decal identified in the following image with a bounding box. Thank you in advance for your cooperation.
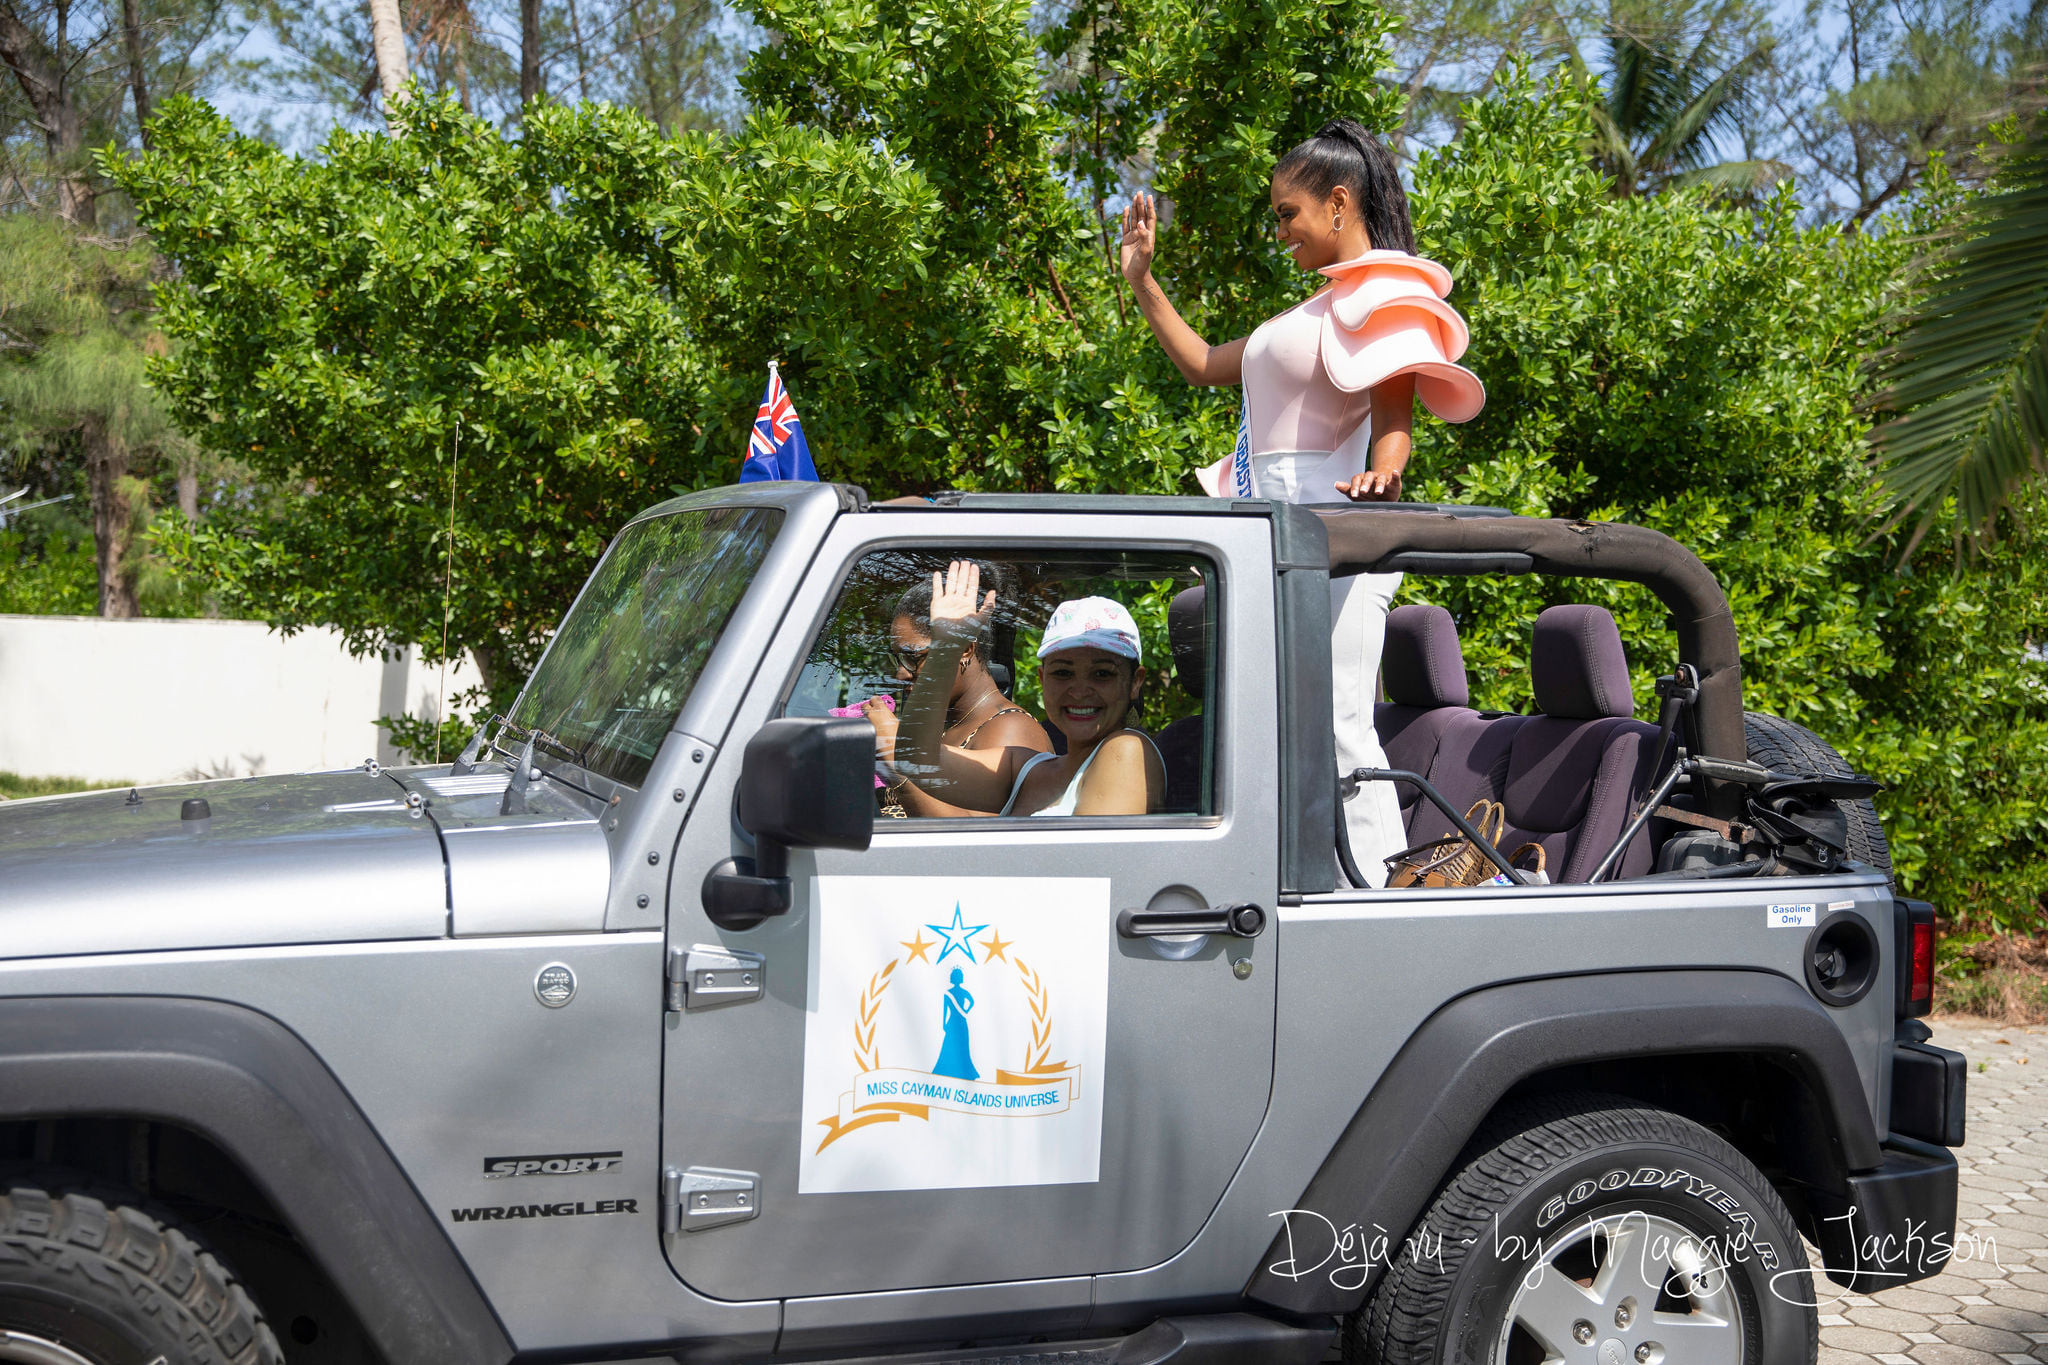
[799,876,1110,1194]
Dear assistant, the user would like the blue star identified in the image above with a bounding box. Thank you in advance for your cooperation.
[926,904,989,966]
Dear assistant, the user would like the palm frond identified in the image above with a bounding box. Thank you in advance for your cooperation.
[1639,47,1762,173]
[1871,116,2048,555]
[1664,156,1793,194]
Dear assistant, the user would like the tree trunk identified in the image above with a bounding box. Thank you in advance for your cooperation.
[119,0,151,145]
[366,0,409,111]
[84,418,137,619]
[0,1,95,225]
[176,464,198,522]
[470,645,498,695]
[519,0,540,109]
[565,0,586,101]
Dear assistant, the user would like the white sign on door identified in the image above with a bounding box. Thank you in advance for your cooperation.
[798,875,1111,1194]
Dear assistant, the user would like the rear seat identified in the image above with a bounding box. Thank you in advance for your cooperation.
[1374,605,1477,838]
[1404,605,1662,883]
[1154,585,1207,813]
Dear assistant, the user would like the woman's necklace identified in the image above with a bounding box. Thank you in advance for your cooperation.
[951,686,1021,749]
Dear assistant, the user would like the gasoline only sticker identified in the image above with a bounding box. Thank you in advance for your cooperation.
[1768,904,1817,928]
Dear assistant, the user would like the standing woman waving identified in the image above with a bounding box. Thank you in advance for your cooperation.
[1119,118,1485,885]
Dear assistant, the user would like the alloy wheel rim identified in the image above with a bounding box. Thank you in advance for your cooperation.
[0,1329,107,1365]
[1496,1210,1745,1365]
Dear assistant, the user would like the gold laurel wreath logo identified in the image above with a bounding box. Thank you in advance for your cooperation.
[1012,954,1055,1071]
[852,958,899,1073]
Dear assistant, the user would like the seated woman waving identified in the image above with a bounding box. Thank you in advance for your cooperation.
[871,572,1049,817]
[874,561,1164,817]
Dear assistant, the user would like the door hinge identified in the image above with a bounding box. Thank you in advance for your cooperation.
[665,945,766,1013]
[662,1165,759,1233]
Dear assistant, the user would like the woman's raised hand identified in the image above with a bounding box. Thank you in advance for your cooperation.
[928,561,995,641]
[1119,192,1158,285]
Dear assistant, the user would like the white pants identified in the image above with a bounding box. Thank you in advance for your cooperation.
[1247,452,1405,888]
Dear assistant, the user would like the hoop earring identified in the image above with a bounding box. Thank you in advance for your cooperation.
[1333,212,1343,232]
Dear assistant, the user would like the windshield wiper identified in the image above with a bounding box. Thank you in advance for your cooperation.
[487,716,583,764]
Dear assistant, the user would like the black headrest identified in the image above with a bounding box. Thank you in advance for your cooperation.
[1168,585,1207,696]
[1382,604,1469,708]
[1532,605,1634,720]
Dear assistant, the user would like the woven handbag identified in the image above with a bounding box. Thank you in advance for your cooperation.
[1386,800,1510,889]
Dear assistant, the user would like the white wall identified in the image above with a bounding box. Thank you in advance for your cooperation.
[0,614,484,785]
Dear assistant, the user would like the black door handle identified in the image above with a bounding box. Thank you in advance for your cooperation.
[1116,903,1266,939]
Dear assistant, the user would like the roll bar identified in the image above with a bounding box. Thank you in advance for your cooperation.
[1317,507,1747,818]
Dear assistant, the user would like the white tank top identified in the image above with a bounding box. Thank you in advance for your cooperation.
[999,731,1164,816]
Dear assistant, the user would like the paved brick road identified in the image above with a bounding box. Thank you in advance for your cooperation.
[1822,1017,2048,1365]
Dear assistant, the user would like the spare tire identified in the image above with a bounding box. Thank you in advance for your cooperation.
[1743,712,1891,883]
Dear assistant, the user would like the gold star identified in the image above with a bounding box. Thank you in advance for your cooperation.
[900,931,934,963]
[978,930,1013,963]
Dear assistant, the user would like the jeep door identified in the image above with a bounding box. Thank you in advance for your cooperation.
[658,509,1281,1307]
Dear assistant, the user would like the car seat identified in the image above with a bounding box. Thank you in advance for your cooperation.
[1406,606,1660,882]
[1153,585,1207,814]
[1374,604,1477,838]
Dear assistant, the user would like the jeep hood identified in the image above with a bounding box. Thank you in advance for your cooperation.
[0,771,450,960]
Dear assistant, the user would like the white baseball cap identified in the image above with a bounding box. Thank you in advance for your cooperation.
[1036,597,1142,664]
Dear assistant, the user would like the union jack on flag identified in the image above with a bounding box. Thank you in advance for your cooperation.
[740,361,818,483]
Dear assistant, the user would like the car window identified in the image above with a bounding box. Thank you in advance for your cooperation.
[509,505,782,788]
[785,548,1216,819]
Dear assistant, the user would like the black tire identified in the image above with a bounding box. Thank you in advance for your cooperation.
[1347,1092,1817,1365]
[1743,712,1891,881]
[0,1185,283,1365]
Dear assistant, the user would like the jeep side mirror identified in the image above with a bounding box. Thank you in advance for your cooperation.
[703,717,875,930]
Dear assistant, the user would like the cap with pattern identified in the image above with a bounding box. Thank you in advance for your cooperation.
[1036,597,1142,663]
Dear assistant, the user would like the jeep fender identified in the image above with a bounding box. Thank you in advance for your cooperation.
[0,995,514,1365]
[1245,969,1883,1315]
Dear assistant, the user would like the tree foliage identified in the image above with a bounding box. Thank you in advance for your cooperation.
[1406,71,2048,927]
[112,0,1399,678]
[0,213,206,616]
[236,0,740,141]
[114,21,2048,926]
[1871,113,2048,552]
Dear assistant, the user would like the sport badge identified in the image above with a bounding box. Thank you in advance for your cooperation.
[798,875,1110,1194]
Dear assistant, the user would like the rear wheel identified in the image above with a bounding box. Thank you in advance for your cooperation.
[1742,712,1891,881]
[1347,1092,1817,1365]
[0,1185,281,1365]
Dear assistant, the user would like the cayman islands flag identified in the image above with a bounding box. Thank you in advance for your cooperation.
[740,360,818,483]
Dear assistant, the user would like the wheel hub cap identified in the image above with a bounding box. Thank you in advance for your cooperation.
[1497,1211,1742,1365]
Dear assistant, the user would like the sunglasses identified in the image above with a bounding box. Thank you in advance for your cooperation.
[887,645,932,675]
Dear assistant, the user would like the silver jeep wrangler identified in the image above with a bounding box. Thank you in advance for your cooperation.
[0,484,1963,1365]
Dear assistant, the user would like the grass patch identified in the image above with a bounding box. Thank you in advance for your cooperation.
[1936,932,2048,1025]
[0,771,132,801]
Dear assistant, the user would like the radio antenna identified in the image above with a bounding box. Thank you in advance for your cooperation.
[434,423,460,764]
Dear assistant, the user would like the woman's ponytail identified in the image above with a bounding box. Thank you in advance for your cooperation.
[1273,118,1415,255]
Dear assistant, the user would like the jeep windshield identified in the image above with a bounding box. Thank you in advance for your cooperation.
[506,505,783,788]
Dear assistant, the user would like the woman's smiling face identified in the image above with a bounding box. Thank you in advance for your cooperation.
[1270,172,1359,272]
[1040,646,1143,745]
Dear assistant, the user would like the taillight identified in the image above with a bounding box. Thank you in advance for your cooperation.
[1897,899,1936,1018]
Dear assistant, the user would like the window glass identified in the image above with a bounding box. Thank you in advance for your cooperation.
[787,548,1216,818]
[509,505,782,788]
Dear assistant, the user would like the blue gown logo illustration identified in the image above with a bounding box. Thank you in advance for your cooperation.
[933,969,978,1080]
[813,900,1080,1153]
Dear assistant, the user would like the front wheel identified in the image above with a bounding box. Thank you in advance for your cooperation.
[0,1184,281,1365]
[1347,1093,1817,1365]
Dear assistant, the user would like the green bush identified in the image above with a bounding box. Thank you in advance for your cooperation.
[110,36,2047,927]
[1403,73,2048,929]
[0,516,98,616]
